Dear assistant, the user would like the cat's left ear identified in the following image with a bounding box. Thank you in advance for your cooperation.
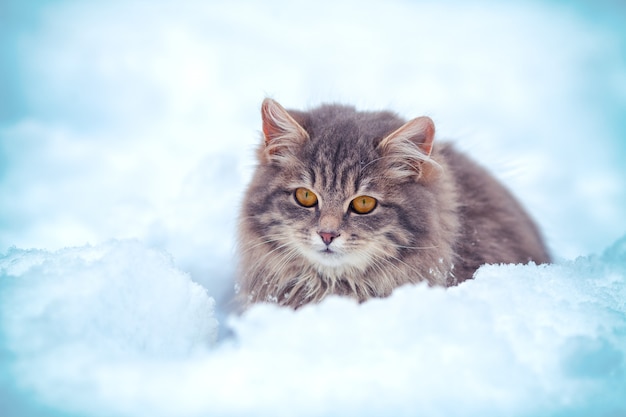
[260,98,309,162]
[379,116,435,156]
[378,116,436,180]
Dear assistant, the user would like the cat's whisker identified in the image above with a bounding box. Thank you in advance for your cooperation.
[383,254,428,281]
[392,243,440,250]
[369,250,423,282]
[362,258,389,296]
[239,234,293,254]
[240,236,284,250]
[244,240,297,274]
[270,248,303,287]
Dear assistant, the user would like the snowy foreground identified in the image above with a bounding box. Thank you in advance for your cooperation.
[1,237,625,417]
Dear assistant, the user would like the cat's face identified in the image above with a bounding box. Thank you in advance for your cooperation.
[268,157,406,277]
[292,186,379,271]
[241,99,437,280]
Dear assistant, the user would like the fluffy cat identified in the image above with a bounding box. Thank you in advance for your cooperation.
[237,98,550,309]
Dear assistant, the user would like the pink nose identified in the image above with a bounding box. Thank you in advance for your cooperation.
[318,231,340,246]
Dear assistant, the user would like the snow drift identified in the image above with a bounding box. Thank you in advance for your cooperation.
[1,236,624,417]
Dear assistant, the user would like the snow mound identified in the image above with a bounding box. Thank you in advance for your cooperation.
[1,237,625,417]
[0,241,217,416]
[0,241,217,357]
[228,236,626,416]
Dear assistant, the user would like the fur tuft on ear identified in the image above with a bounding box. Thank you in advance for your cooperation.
[378,116,439,181]
[260,98,309,162]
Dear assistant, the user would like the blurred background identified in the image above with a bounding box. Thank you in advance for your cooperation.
[1,0,625,306]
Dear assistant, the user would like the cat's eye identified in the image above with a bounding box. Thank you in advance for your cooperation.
[294,187,318,207]
[350,195,377,214]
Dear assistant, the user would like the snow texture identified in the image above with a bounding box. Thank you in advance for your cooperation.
[1,237,625,417]
[0,241,217,415]
[1,0,626,416]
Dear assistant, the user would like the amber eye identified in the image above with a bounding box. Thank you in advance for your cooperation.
[294,187,318,207]
[350,195,377,214]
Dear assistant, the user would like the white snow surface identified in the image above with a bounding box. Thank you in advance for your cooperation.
[1,0,626,416]
[1,237,625,416]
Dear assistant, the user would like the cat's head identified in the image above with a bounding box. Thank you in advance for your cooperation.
[242,98,440,282]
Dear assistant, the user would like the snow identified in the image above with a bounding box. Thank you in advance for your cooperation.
[1,237,625,416]
[1,0,626,416]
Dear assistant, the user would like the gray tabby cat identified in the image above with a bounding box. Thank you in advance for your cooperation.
[237,98,550,309]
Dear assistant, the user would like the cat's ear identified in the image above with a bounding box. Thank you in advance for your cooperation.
[379,116,435,156]
[378,116,437,180]
[260,98,309,162]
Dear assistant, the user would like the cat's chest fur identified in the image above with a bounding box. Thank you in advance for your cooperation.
[236,99,550,309]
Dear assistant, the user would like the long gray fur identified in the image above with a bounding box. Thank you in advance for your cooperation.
[237,99,550,309]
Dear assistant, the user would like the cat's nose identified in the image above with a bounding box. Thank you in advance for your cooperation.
[318,231,340,246]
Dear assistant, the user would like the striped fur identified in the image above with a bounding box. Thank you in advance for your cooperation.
[236,99,550,309]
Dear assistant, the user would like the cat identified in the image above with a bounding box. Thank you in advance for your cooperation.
[236,98,550,309]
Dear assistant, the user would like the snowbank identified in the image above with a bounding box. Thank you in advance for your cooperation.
[0,241,217,416]
[1,237,624,417]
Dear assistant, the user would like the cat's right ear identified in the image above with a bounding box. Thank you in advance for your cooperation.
[260,98,309,162]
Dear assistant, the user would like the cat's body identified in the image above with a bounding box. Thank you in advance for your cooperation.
[237,99,550,309]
